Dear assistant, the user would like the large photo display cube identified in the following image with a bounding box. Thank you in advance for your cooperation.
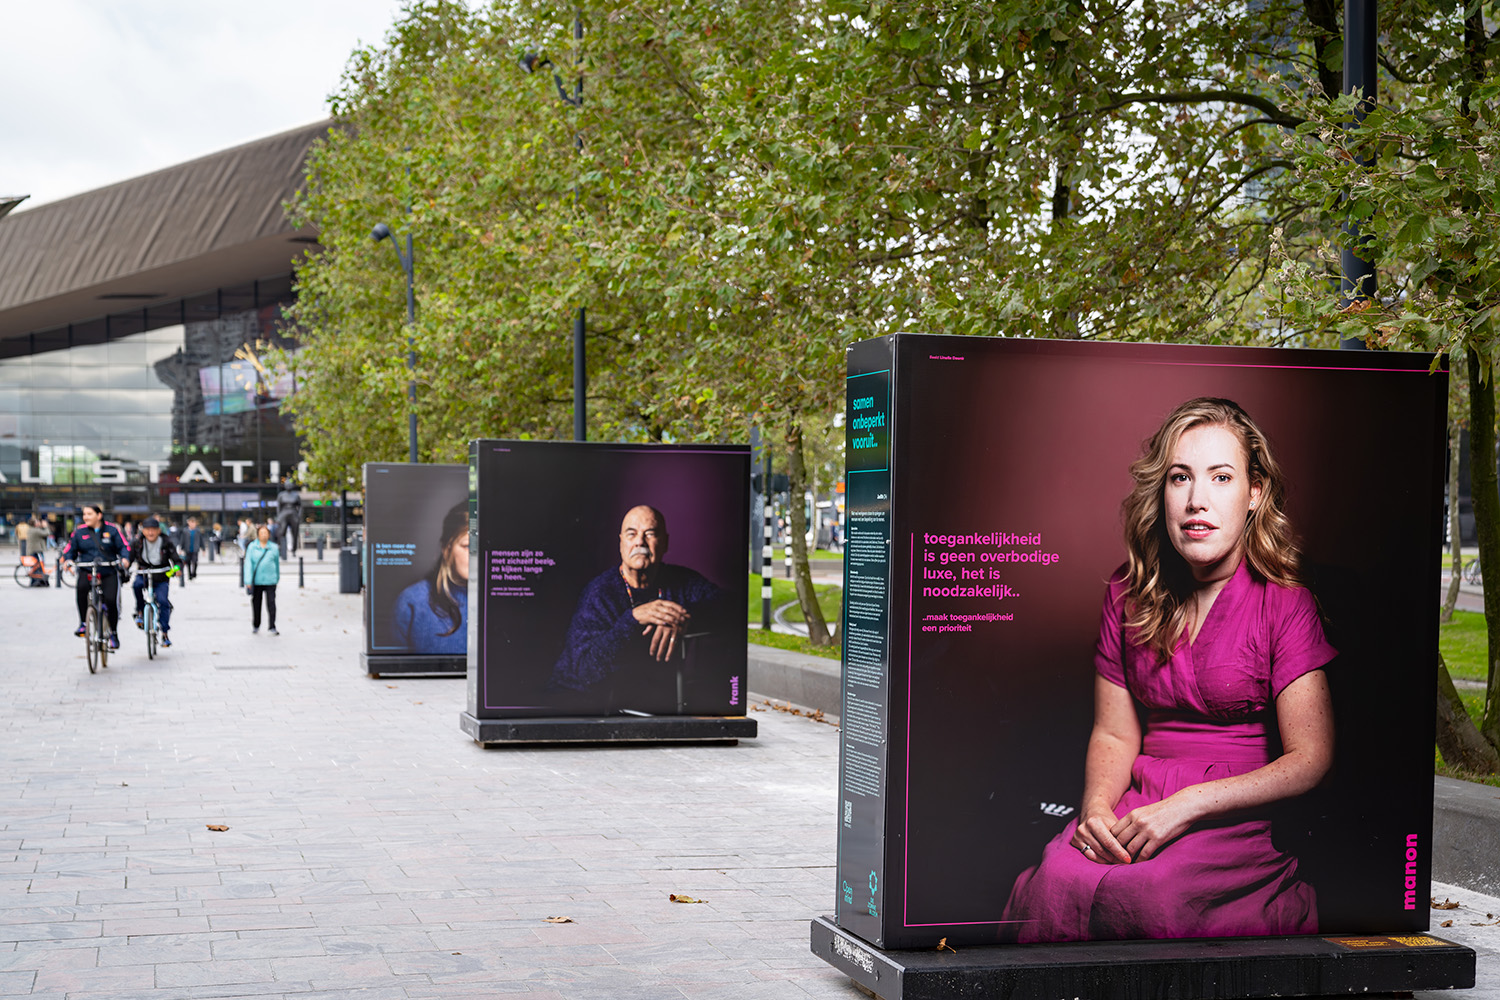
[363,463,471,670]
[837,334,1446,949]
[468,440,749,719]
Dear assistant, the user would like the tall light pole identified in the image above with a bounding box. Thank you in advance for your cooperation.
[521,11,587,442]
[371,221,418,463]
[1340,0,1377,350]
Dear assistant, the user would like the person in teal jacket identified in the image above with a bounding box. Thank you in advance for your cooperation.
[242,524,281,635]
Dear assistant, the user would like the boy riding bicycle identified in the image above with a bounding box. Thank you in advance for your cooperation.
[61,503,131,649]
[127,517,184,647]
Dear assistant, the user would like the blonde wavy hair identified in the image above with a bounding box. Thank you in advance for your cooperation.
[1122,397,1303,662]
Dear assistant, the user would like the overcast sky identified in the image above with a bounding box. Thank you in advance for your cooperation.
[2,0,409,210]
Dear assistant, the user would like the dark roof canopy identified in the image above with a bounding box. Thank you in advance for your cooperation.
[0,120,329,344]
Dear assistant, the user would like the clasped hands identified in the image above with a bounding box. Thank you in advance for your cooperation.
[631,599,691,662]
[1071,793,1199,865]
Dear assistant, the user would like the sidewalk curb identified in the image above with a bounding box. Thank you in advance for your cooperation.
[746,645,1500,898]
[1434,777,1500,895]
[748,643,841,719]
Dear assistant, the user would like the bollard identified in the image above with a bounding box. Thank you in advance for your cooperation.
[317,535,326,561]
[761,506,772,630]
[298,556,305,588]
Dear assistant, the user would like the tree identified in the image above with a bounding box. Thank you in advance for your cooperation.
[608,0,1371,639]
[1270,1,1500,769]
[288,0,1475,660]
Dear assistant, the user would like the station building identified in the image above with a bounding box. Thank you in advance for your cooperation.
[0,121,344,531]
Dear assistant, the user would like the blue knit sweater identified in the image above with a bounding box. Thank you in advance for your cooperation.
[392,579,467,655]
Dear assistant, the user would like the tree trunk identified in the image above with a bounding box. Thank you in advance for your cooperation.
[1437,653,1500,774]
[1442,417,1463,624]
[786,418,832,646]
[1466,350,1500,749]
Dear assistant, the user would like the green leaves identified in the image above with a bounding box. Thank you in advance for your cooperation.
[288,0,1500,491]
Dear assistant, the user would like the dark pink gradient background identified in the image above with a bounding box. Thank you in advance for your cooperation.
[884,337,1444,944]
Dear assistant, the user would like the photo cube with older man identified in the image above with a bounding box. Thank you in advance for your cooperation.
[467,440,749,719]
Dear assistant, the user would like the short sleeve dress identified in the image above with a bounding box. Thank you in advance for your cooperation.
[1001,559,1336,943]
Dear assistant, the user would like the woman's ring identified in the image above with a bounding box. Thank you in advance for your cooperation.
[1079,844,1093,854]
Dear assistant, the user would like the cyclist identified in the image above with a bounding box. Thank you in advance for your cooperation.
[61,503,131,650]
[127,516,183,647]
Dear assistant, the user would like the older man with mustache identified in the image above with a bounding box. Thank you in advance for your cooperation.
[550,504,725,713]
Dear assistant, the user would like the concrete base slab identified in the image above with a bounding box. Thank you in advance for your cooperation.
[810,916,1476,1000]
[458,711,757,746]
[361,652,465,677]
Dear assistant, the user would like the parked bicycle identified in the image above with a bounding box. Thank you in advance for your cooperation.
[12,554,75,588]
[73,560,117,673]
[1464,557,1483,585]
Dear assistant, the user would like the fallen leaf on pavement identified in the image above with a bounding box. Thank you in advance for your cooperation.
[936,937,957,953]
[206,824,230,832]
[1432,897,1460,910]
[1441,920,1453,928]
[669,894,706,904]
[542,916,573,923]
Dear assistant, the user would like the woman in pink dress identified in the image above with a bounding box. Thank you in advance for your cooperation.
[1003,397,1336,943]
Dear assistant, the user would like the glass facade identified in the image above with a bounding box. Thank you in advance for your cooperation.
[0,278,306,522]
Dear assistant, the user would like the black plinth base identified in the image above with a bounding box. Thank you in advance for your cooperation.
[361,653,465,677]
[810,916,1476,1000]
[459,711,756,746]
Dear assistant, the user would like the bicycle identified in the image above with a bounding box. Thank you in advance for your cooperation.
[1464,557,1483,585]
[13,554,76,588]
[131,564,177,659]
[72,560,119,674]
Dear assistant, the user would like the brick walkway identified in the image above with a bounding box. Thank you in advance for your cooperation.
[0,558,1495,998]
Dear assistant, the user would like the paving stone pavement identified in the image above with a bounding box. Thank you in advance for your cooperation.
[0,562,855,999]
[0,559,1495,999]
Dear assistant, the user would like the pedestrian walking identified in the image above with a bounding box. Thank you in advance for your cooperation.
[16,518,29,558]
[242,525,280,635]
[184,516,201,580]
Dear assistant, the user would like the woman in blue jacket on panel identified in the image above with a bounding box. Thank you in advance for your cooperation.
[391,502,469,655]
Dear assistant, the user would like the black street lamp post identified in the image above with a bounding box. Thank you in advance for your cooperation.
[1340,0,1378,350]
[371,221,419,463]
[521,13,588,442]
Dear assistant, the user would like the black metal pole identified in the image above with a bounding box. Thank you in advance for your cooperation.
[340,488,348,546]
[572,12,586,442]
[1340,0,1378,349]
[406,232,418,461]
[574,306,586,442]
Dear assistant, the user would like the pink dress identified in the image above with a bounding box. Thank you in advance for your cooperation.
[1002,560,1336,943]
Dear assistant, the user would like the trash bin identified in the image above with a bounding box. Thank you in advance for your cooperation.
[339,547,361,594]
